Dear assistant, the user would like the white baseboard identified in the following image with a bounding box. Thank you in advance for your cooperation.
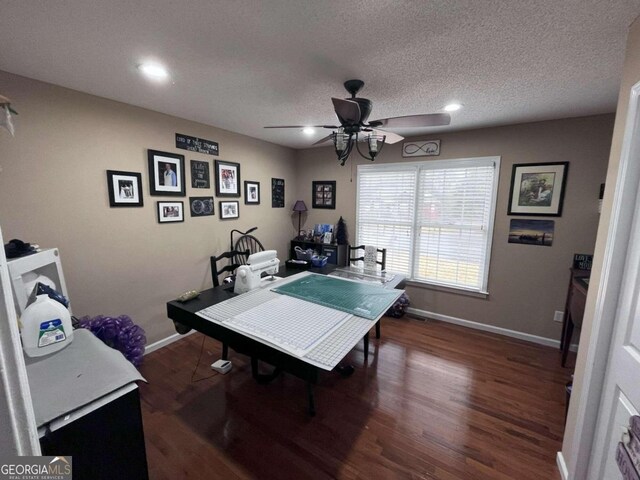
[144,329,196,355]
[406,307,578,351]
[556,451,569,480]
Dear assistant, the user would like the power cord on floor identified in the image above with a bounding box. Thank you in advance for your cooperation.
[190,334,218,383]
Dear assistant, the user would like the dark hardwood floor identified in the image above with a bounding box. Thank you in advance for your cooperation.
[139,316,572,479]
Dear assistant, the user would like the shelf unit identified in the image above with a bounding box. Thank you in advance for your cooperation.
[290,240,347,266]
[7,249,71,315]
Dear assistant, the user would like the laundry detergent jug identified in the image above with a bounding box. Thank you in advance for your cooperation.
[21,294,73,357]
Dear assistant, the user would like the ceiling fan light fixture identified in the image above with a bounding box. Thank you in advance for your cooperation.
[444,102,462,112]
[302,127,315,135]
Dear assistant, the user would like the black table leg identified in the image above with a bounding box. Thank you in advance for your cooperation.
[363,331,369,363]
[375,321,381,339]
[307,382,316,416]
[222,343,229,360]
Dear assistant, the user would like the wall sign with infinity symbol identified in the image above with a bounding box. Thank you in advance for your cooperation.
[402,139,441,158]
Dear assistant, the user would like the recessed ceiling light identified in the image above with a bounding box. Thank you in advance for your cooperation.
[444,103,462,112]
[138,62,169,81]
[302,127,315,135]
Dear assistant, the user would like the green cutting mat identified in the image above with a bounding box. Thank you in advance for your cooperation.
[272,273,401,320]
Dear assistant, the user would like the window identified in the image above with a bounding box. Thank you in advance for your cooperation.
[356,157,500,293]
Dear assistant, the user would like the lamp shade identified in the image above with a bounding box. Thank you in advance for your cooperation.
[293,200,308,212]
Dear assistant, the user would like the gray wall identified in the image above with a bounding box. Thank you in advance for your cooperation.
[0,70,298,344]
[294,114,614,340]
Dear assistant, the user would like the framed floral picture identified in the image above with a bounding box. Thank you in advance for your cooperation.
[507,162,569,216]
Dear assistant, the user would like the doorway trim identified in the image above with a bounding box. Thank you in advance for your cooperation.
[563,81,640,478]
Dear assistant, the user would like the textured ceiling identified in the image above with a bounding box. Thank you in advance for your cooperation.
[1,0,639,149]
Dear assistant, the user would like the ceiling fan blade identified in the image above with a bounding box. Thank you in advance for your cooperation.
[332,98,361,125]
[264,125,338,129]
[313,134,333,146]
[372,128,404,144]
[369,113,451,129]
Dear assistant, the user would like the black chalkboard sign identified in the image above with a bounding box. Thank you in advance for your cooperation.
[573,253,593,271]
[272,178,285,208]
[190,160,210,189]
[176,133,219,156]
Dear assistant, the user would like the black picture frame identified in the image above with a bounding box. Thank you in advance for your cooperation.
[219,200,239,219]
[507,162,568,216]
[147,149,185,196]
[190,160,210,189]
[244,181,260,205]
[157,201,184,223]
[106,170,143,207]
[312,181,336,209]
[215,160,241,197]
[271,178,285,208]
[189,196,214,217]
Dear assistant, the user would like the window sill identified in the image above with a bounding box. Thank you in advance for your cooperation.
[404,279,489,299]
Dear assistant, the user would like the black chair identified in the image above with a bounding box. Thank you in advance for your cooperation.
[210,249,248,359]
[348,244,387,340]
[233,234,265,265]
[347,244,387,271]
[210,250,248,287]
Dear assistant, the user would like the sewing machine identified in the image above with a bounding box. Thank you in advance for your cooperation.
[234,250,280,294]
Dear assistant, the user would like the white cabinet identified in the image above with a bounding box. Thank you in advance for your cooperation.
[7,249,71,315]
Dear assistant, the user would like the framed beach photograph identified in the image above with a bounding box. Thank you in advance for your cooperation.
[157,201,184,223]
[508,219,554,247]
[215,160,241,197]
[189,196,214,217]
[106,170,143,207]
[244,181,260,205]
[312,181,336,209]
[219,200,239,219]
[508,162,568,216]
[148,149,185,196]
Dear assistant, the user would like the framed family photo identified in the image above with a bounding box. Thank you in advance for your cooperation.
[244,181,260,205]
[157,201,184,223]
[220,200,239,219]
[508,162,569,216]
[148,149,185,196]
[215,160,241,197]
[106,170,143,207]
[312,180,336,209]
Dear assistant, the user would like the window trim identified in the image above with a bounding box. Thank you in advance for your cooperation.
[356,156,501,294]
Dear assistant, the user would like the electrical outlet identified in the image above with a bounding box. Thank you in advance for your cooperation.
[554,310,564,322]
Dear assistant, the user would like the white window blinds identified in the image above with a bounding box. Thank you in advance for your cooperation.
[357,157,499,293]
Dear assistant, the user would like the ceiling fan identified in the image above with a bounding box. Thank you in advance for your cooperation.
[265,79,451,165]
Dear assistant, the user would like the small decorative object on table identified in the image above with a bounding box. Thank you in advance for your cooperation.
[79,315,147,367]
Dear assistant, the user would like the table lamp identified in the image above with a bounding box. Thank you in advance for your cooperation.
[293,200,307,237]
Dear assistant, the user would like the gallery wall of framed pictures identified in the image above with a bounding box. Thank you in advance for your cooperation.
[106,134,285,225]
[507,161,569,247]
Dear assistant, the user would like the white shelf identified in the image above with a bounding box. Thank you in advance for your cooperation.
[7,249,71,315]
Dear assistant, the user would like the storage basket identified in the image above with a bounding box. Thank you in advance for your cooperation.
[295,246,314,261]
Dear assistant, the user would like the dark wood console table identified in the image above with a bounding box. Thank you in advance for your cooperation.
[560,268,590,367]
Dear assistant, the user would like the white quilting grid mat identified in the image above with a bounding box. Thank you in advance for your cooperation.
[225,295,350,357]
[196,272,379,370]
